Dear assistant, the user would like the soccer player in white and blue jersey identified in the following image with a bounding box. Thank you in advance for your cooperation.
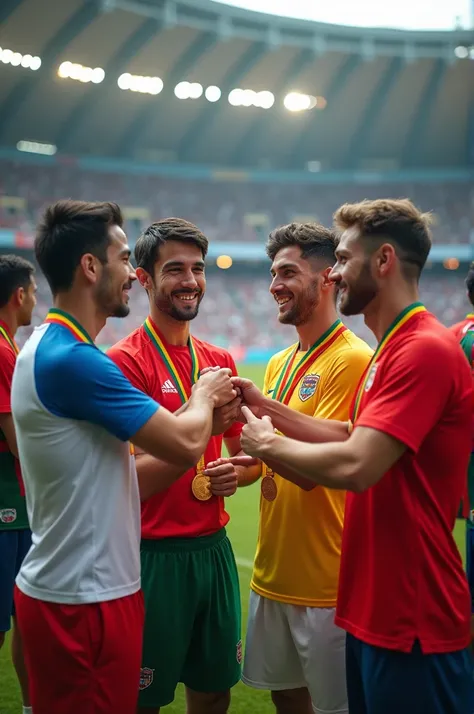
[10,200,236,714]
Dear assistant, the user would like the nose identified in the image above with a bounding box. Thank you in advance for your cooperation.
[128,262,137,283]
[328,263,340,283]
[181,270,199,289]
[270,276,284,295]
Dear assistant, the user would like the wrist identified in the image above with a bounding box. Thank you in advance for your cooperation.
[258,430,279,459]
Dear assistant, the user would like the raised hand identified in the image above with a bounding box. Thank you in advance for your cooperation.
[240,406,275,458]
[211,396,242,435]
[231,377,265,416]
[193,368,236,408]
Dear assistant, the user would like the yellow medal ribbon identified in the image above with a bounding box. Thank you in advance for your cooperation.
[0,325,19,355]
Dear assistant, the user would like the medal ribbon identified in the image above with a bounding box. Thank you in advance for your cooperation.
[0,325,19,355]
[351,302,426,423]
[44,308,93,344]
[272,320,346,405]
[144,317,205,473]
[467,313,474,319]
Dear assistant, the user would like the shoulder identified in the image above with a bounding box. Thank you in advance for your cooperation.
[107,325,147,364]
[386,315,460,372]
[0,340,16,368]
[333,329,373,362]
[268,343,297,369]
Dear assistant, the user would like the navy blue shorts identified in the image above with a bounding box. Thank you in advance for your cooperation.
[467,525,474,614]
[346,633,474,714]
[0,529,31,632]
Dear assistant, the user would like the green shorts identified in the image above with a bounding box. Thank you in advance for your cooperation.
[138,528,242,708]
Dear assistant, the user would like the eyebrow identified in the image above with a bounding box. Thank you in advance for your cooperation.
[119,246,131,258]
[164,260,205,269]
[270,262,299,274]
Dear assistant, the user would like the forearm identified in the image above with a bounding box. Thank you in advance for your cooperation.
[259,398,349,444]
[263,433,358,491]
[263,455,315,491]
[136,454,187,501]
[174,391,215,462]
[235,457,262,487]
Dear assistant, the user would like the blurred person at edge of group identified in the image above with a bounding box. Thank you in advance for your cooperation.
[0,254,37,714]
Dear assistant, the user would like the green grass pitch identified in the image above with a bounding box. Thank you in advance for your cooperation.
[0,363,467,713]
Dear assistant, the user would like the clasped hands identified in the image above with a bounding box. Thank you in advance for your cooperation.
[194,368,275,496]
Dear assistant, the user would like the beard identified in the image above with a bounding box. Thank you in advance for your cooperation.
[95,267,131,319]
[154,290,203,322]
[279,278,321,326]
[338,260,378,317]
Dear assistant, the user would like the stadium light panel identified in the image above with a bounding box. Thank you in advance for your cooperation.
[0,47,41,71]
[228,87,274,109]
[58,61,105,84]
[284,92,318,112]
[118,73,163,95]
[454,46,469,58]
[17,140,57,156]
[205,85,221,102]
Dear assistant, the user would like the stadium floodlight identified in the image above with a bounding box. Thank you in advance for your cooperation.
[58,61,105,84]
[216,255,233,269]
[228,87,275,109]
[16,140,57,156]
[205,85,221,102]
[189,82,203,99]
[228,88,244,106]
[284,92,317,112]
[454,46,469,59]
[118,73,163,95]
[175,81,190,99]
[0,47,41,71]
[256,90,275,109]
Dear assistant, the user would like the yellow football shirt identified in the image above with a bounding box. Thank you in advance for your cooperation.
[251,328,373,607]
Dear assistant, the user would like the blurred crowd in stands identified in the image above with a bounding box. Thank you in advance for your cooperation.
[15,268,472,353]
[1,160,473,245]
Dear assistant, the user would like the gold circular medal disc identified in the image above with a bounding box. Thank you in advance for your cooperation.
[192,474,212,501]
[261,476,277,502]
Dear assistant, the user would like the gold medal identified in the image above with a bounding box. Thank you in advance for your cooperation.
[192,474,212,501]
[261,465,277,502]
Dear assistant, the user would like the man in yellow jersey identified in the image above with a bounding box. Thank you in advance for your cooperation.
[237,223,372,714]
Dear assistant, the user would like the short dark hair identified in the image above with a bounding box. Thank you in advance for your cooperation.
[35,200,123,296]
[466,262,474,306]
[134,218,209,275]
[266,222,337,264]
[0,254,35,308]
[334,198,432,280]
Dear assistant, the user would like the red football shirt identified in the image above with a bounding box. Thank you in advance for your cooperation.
[0,320,25,499]
[335,311,472,654]
[107,318,242,539]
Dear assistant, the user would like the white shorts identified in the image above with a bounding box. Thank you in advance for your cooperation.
[242,590,348,714]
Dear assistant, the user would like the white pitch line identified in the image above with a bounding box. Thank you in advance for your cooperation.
[235,556,254,569]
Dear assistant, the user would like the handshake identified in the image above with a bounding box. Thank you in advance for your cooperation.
[192,366,266,435]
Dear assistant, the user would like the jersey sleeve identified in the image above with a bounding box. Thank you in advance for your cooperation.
[36,342,159,442]
[222,352,242,439]
[0,346,15,413]
[314,346,372,421]
[355,337,454,453]
[107,344,150,394]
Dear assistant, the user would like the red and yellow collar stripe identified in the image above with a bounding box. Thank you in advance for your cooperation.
[351,302,426,422]
[44,309,93,344]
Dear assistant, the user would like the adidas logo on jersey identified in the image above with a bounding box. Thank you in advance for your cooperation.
[161,380,178,394]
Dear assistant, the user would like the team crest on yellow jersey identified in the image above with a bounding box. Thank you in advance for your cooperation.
[299,374,320,402]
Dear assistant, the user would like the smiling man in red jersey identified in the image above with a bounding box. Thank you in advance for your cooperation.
[239,199,474,714]
[108,218,259,714]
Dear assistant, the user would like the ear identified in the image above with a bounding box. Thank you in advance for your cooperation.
[320,266,335,291]
[11,286,25,308]
[136,267,154,290]
[375,243,397,277]
[79,253,101,285]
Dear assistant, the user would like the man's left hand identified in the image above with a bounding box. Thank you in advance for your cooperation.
[240,406,276,458]
[204,458,239,497]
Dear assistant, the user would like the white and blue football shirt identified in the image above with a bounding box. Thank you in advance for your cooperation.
[11,319,159,604]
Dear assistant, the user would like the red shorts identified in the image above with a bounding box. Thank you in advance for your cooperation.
[14,587,144,714]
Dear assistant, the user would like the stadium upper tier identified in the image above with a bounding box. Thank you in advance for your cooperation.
[13,269,472,355]
[1,0,473,169]
[0,159,473,246]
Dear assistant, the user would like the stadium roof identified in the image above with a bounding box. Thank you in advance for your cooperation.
[1,0,473,171]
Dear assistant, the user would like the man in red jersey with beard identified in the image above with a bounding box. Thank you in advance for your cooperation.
[238,199,474,714]
[108,218,259,714]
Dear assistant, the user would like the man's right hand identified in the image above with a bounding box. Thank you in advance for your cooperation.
[231,377,266,417]
[193,368,237,408]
